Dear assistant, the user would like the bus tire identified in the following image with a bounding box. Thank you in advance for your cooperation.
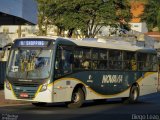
[32,102,46,106]
[66,88,84,108]
[122,85,139,104]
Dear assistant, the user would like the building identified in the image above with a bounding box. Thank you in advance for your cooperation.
[0,0,152,47]
[129,0,148,33]
[144,32,160,49]
[0,0,37,47]
[145,32,160,41]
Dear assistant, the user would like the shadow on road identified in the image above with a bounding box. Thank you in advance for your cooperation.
[37,100,123,108]
[31,99,153,109]
[0,98,158,120]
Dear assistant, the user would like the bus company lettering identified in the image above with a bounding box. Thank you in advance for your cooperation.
[102,75,123,84]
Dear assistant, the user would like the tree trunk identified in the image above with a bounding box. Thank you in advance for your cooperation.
[57,27,63,36]
[67,28,74,38]
[18,26,21,38]
[44,22,48,36]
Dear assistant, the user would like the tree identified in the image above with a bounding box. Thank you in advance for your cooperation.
[141,0,160,31]
[114,0,132,34]
[37,0,51,36]
[57,0,131,38]
[79,0,117,38]
[37,0,131,38]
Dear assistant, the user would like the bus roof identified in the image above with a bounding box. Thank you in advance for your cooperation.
[137,48,157,54]
[56,38,157,53]
[13,37,157,54]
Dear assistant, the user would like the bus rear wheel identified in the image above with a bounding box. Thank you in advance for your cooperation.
[66,88,84,108]
[122,85,139,104]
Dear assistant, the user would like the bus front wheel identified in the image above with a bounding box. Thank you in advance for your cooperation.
[65,88,84,108]
[122,85,139,103]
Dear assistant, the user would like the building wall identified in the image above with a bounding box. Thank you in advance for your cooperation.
[129,22,148,33]
[129,0,148,33]
[0,25,37,46]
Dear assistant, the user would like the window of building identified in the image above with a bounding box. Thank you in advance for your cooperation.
[134,25,139,27]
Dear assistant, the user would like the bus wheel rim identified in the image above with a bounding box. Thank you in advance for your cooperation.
[133,89,138,100]
[73,93,80,103]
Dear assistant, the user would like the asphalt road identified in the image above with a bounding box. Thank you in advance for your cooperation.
[0,93,160,120]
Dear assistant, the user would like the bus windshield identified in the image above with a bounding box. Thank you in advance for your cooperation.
[7,48,53,79]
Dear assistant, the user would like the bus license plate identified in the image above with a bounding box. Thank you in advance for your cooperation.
[20,93,29,98]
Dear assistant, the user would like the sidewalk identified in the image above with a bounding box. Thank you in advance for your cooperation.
[0,90,30,106]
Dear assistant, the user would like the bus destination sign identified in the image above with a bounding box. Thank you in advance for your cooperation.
[18,40,49,47]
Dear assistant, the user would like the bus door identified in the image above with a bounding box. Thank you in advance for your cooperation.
[54,45,74,78]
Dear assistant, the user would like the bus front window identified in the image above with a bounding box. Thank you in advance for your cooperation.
[7,49,53,79]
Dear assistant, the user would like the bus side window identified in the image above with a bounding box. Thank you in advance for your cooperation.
[54,46,73,78]
[92,49,99,69]
[81,48,91,69]
[137,53,146,71]
[98,49,108,69]
[74,48,83,69]
[73,47,91,70]
[108,50,122,70]
[150,54,158,71]
[131,58,137,71]
[123,51,136,71]
[99,49,107,60]
[143,54,152,71]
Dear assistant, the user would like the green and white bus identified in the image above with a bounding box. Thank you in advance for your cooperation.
[4,37,159,108]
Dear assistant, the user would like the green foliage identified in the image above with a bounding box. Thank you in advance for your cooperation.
[141,0,160,31]
[36,0,51,35]
[37,0,131,38]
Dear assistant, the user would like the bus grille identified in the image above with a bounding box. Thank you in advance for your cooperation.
[12,85,38,99]
[12,82,40,87]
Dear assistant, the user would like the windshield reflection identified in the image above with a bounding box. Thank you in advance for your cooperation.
[7,49,53,79]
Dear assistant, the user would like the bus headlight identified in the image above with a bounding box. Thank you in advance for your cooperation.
[5,81,11,90]
[40,84,47,92]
